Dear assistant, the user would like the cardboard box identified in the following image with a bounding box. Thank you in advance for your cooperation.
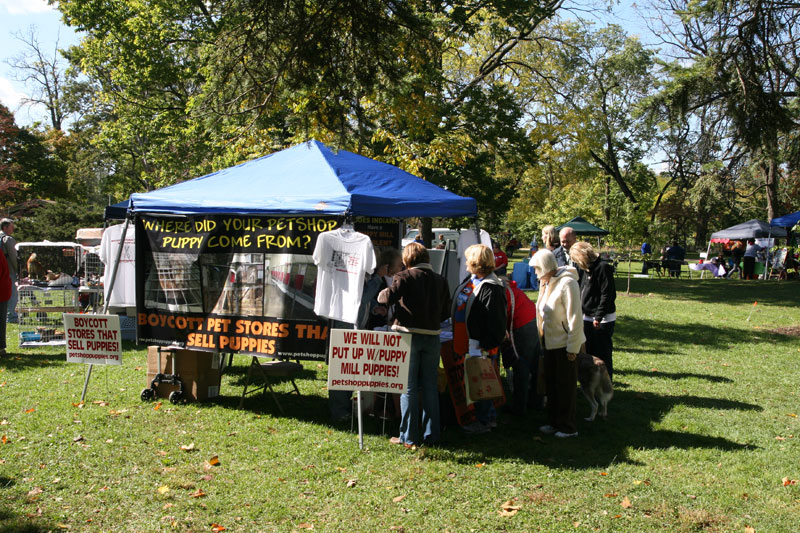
[145,346,222,401]
[147,346,221,375]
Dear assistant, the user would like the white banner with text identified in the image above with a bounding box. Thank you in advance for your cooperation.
[64,314,123,365]
[327,329,411,393]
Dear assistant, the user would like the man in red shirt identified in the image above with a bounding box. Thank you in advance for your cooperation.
[501,279,542,415]
[493,241,509,276]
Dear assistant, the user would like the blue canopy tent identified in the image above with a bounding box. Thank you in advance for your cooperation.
[104,199,130,220]
[771,211,800,229]
[113,140,477,358]
[128,140,477,218]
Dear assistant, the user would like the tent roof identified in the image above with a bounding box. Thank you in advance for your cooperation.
[555,216,609,236]
[771,211,800,228]
[128,140,477,218]
[709,219,787,242]
[104,200,129,220]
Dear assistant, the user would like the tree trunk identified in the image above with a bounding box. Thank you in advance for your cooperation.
[420,218,433,248]
[762,156,779,222]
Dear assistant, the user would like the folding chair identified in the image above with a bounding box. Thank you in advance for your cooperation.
[239,357,303,412]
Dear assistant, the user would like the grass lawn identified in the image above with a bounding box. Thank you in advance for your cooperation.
[1,273,799,532]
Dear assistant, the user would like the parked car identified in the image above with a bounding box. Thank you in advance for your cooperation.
[401,228,460,248]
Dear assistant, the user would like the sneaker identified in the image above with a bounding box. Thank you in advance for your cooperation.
[539,424,557,435]
[554,431,578,438]
[462,421,491,434]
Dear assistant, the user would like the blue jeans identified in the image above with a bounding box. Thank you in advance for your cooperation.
[509,321,542,414]
[7,277,17,323]
[398,333,441,445]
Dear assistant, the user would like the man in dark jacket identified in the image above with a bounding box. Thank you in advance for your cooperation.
[378,243,451,446]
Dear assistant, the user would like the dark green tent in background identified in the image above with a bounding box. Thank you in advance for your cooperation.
[556,216,609,236]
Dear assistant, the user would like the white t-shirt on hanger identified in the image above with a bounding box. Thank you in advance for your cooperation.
[99,223,137,307]
[312,228,376,324]
[456,228,492,281]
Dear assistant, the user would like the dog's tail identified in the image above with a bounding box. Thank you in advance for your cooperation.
[599,367,613,401]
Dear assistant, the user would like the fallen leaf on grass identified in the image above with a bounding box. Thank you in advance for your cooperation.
[297,523,313,529]
[207,455,220,467]
[498,499,521,517]
[345,479,357,488]
[73,436,84,443]
[190,489,206,498]
[71,402,83,408]
[201,475,213,481]
[392,495,406,503]
[475,463,486,468]
[599,472,608,476]
[744,527,755,533]
[1,435,6,444]
[604,493,618,498]
[28,487,43,496]
[92,400,109,406]
[25,408,35,414]
[775,436,786,441]
[781,477,797,486]
[787,413,797,418]
[211,524,226,532]
[335,467,347,472]
[157,486,170,494]
[153,402,163,410]
[621,496,633,509]
[180,443,196,452]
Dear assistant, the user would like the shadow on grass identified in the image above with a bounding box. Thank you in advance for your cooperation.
[614,316,799,354]
[618,276,798,305]
[616,369,733,383]
[0,496,55,532]
[0,351,70,369]
[199,369,761,471]
[0,340,139,370]
[428,387,760,469]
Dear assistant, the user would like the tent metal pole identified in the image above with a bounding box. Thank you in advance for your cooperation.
[765,231,772,280]
[702,240,712,279]
[81,216,131,403]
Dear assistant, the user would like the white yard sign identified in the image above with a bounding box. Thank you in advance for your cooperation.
[327,329,412,393]
[64,314,123,365]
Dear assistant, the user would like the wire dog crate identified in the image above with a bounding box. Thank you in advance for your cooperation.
[18,286,81,346]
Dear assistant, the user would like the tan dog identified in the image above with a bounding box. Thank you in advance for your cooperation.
[577,351,613,421]
[27,253,45,279]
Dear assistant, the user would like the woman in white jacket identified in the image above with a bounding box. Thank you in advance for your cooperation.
[531,249,585,438]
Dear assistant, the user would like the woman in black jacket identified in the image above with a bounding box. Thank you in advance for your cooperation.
[452,244,507,433]
[570,242,617,379]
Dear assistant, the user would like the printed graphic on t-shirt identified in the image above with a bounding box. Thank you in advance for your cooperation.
[330,250,361,274]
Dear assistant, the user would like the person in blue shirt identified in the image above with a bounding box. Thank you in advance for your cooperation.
[641,242,652,273]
